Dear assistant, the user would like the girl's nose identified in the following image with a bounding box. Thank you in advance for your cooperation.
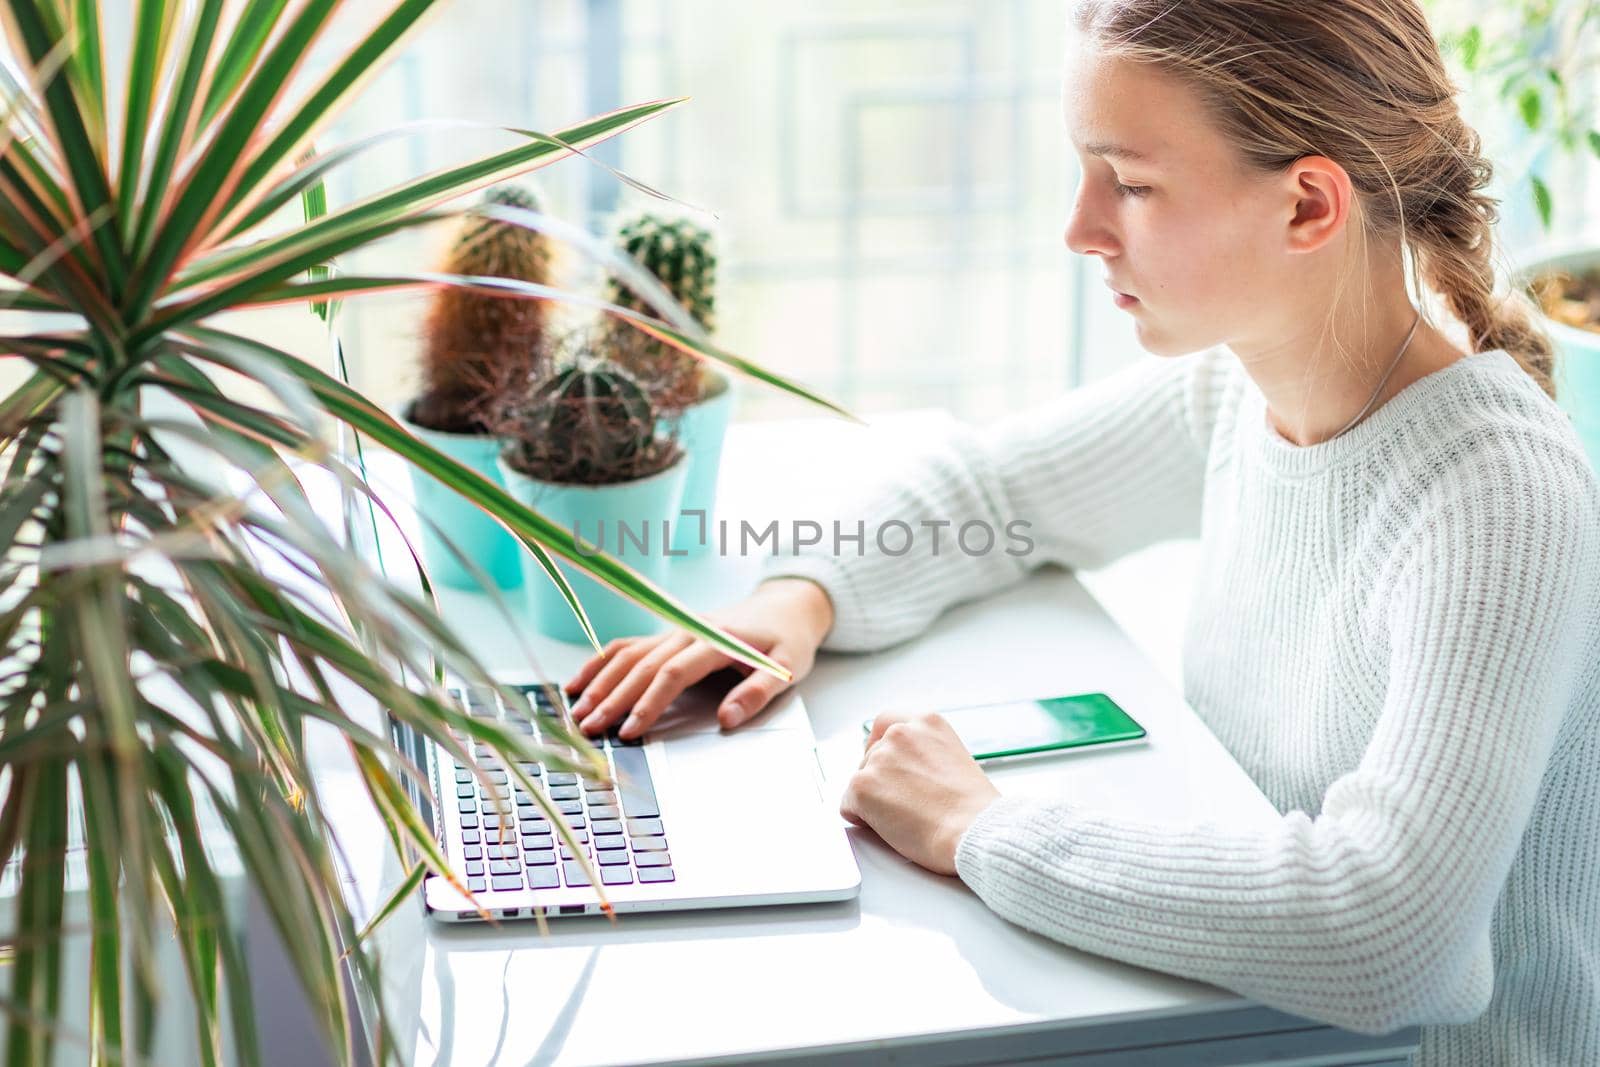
[1065,184,1118,258]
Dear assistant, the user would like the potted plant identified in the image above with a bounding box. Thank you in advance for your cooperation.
[603,211,735,552]
[495,336,688,643]
[0,3,845,1063]
[1432,0,1600,467]
[1531,254,1600,467]
[400,183,554,590]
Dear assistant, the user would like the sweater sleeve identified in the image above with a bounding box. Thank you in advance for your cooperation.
[759,347,1233,652]
[953,434,1600,1035]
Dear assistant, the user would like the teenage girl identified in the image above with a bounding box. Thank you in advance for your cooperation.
[564,2,1600,1062]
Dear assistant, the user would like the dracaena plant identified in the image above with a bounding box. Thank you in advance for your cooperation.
[0,3,850,1065]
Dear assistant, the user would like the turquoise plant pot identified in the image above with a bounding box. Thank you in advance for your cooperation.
[400,407,523,592]
[497,453,689,644]
[660,373,734,553]
[1521,246,1600,476]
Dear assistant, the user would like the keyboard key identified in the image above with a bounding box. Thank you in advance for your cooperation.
[587,805,620,821]
[634,852,672,867]
[489,860,520,876]
[455,769,472,784]
[630,836,669,852]
[547,772,578,786]
[625,817,664,837]
[460,829,482,844]
[462,845,483,860]
[485,769,508,783]
[560,845,584,860]
[562,861,592,887]
[555,800,584,816]
[593,834,627,851]
[590,819,622,836]
[608,745,660,817]
[521,833,553,851]
[456,799,476,814]
[491,874,523,891]
[465,860,484,876]
[523,849,557,866]
[598,850,631,866]
[583,779,614,794]
[478,784,510,799]
[486,844,518,860]
[458,813,479,829]
[548,786,580,801]
[527,866,559,889]
[455,784,474,799]
[637,867,674,883]
[468,876,487,893]
[601,866,634,885]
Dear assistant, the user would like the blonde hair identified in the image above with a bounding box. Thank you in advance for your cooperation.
[1073,0,1558,398]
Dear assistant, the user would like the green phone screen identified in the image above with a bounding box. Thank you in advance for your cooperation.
[863,693,1146,761]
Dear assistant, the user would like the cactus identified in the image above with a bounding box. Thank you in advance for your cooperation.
[602,211,718,412]
[411,184,554,434]
[499,342,681,486]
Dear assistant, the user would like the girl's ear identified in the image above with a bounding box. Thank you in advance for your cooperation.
[1282,155,1354,255]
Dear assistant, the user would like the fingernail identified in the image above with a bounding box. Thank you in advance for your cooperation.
[723,701,743,725]
[620,715,639,736]
[571,698,589,715]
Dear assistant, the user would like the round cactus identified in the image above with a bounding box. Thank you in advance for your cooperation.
[411,184,554,434]
[501,354,680,486]
[602,211,718,412]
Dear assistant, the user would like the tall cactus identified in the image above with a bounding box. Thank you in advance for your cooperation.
[412,184,554,434]
[603,211,718,412]
[499,348,681,486]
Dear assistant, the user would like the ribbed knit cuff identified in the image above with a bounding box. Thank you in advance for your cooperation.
[954,793,1078,897]
[758,552,875,652]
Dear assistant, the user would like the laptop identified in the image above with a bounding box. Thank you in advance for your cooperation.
[407,677,862,922]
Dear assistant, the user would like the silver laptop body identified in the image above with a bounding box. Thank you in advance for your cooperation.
[418,679,861,922]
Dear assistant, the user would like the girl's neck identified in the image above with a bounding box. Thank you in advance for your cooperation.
[1233,271,1467,447]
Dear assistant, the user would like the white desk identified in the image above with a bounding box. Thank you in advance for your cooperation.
[327,411,1420,1066]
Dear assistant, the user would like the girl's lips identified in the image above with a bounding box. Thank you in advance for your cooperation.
[1112,290,1139,309]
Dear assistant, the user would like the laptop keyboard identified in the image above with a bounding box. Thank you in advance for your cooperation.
[447,682,673,894]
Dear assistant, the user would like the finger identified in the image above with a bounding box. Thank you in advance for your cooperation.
[565,637,633,696]
[839,780,868,827]
[717,648,797,729]
[865,711,914,751]
[579,637,689,737]
[569,638,660,718]
[621,641,735,739]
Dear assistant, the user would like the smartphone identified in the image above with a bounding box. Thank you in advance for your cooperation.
[861,693,1147,762]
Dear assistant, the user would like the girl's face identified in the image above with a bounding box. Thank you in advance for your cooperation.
[1061,40,1294,358]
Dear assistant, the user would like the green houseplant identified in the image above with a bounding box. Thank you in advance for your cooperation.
[603,211,734,552]
[399,183,556,591]
[495,344,687,643]
[1432,0,1600,466]
[0,3,851,1065]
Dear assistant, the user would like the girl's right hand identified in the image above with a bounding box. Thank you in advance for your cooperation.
[563,577,836,741]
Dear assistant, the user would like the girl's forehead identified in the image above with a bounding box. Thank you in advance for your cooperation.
[1060,45,1216,167]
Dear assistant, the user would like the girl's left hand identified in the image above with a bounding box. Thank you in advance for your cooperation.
[840,711,1002,876]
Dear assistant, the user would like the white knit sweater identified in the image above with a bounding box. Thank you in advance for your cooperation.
[761,346,1600,1065]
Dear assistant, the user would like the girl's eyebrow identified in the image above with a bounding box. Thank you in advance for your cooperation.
[1084,140,1155,164]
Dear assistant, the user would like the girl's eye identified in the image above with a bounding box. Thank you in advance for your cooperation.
[1114,181,1150,198]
